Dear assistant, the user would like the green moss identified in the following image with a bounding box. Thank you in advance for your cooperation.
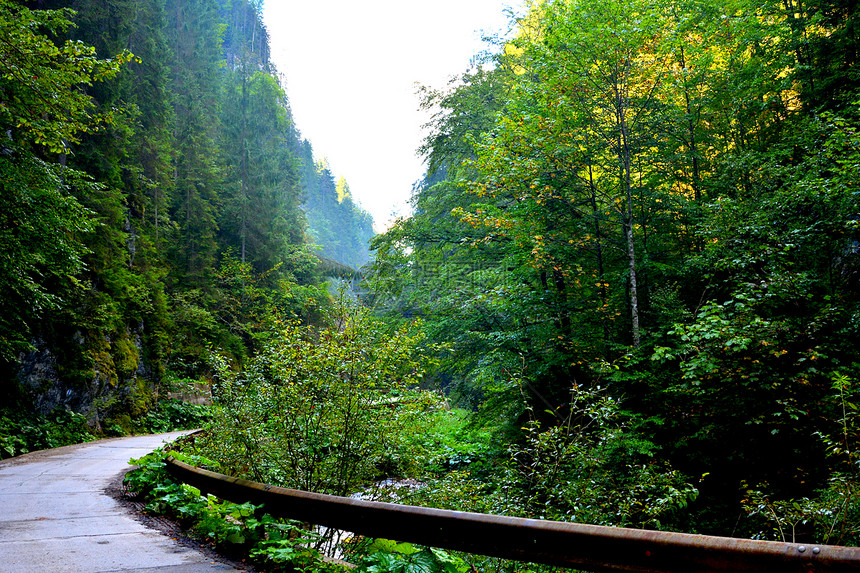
[106,413,133,436]
[127,376,156,417]
[113,333,139,378]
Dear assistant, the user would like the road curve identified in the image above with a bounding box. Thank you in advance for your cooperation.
[0,431,239,572]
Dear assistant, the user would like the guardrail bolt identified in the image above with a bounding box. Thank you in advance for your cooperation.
[812,547,820,555]
[798,546,806,553]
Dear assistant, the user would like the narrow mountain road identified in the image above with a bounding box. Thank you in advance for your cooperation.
[0,431,240,572]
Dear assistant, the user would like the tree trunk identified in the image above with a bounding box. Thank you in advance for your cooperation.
[616,61,641,347]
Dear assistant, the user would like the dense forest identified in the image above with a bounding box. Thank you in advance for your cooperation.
[365,0,860,544]
[0,0,373,430]
[3,0,860,569]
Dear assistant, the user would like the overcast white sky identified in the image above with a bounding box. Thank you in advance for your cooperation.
[262,1,523,230]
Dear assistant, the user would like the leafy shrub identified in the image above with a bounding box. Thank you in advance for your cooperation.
[125,447,343,571]
[199,296,441,496]
[742,473,860,546]
[404,385,697,531]
[398,408,496,477]
[741,373,860,546]
[351,539,469,573]
[498,385,697,529]
[0,408,95,459]
[136,399,213,434]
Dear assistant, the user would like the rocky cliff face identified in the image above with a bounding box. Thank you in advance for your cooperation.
[16,331,157,431]
[16,340,68,415]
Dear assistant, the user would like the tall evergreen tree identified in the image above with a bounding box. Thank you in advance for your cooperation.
[165,0,223,289]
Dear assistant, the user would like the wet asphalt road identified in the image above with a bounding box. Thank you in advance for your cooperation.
[0,431,239,572]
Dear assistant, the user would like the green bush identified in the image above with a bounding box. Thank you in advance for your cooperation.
[397,408,496,477]
[401,385,697,532]
[136,399,213,434]
[125,447,344,572]
[0,408,96,459]
[495,386,697,529]
[349,539,469,573]
[199,296,441,496]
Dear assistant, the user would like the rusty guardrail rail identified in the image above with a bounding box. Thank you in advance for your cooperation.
[166,457,860,573]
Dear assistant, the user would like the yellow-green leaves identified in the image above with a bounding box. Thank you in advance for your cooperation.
[0,0,134,153]
[203,294,442,496]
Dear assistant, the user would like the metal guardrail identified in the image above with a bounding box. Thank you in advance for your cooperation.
[166,457,860,573]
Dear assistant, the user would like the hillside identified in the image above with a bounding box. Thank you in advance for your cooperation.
[0,0,372,427]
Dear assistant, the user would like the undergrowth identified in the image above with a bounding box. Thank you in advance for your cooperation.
[0,399,212,460]
[135,398,213,434]
[0,408,95,459]
[124,447,477,572]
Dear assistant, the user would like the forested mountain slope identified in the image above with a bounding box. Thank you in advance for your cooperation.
[367,0,860,538]
[299,148,376,269]
[0,0,373,428]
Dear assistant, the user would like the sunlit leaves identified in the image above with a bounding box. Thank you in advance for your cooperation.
[369,0,860,538]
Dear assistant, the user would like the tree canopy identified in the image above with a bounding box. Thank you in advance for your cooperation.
[0,0,374,428]
[368,0,860,539]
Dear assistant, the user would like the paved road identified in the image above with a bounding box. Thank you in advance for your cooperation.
[0,432,239,572]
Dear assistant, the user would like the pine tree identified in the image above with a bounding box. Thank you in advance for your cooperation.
[165,0,223,288]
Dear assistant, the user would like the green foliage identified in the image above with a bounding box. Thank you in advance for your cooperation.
[406,408,496,476]
[369,0,860,538]
[218,66,305,278]
[406,386,696,531]
[123,447,205,498]
[821,374,860,463]
[4,0,860,551]
[742,472,860,546]
[738,373,860,546]
[0,0,376,436]
[136,399,213,434]
[199,293,441,494]
[397,470,496,515]
[125,447,345,571]
[352,540,470,573]
[0,0,135,362]
[0,408,95,459]
[0,154,96,360]
[0,0,135,153]
[249,519,343,572]
[505,416,696,528]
